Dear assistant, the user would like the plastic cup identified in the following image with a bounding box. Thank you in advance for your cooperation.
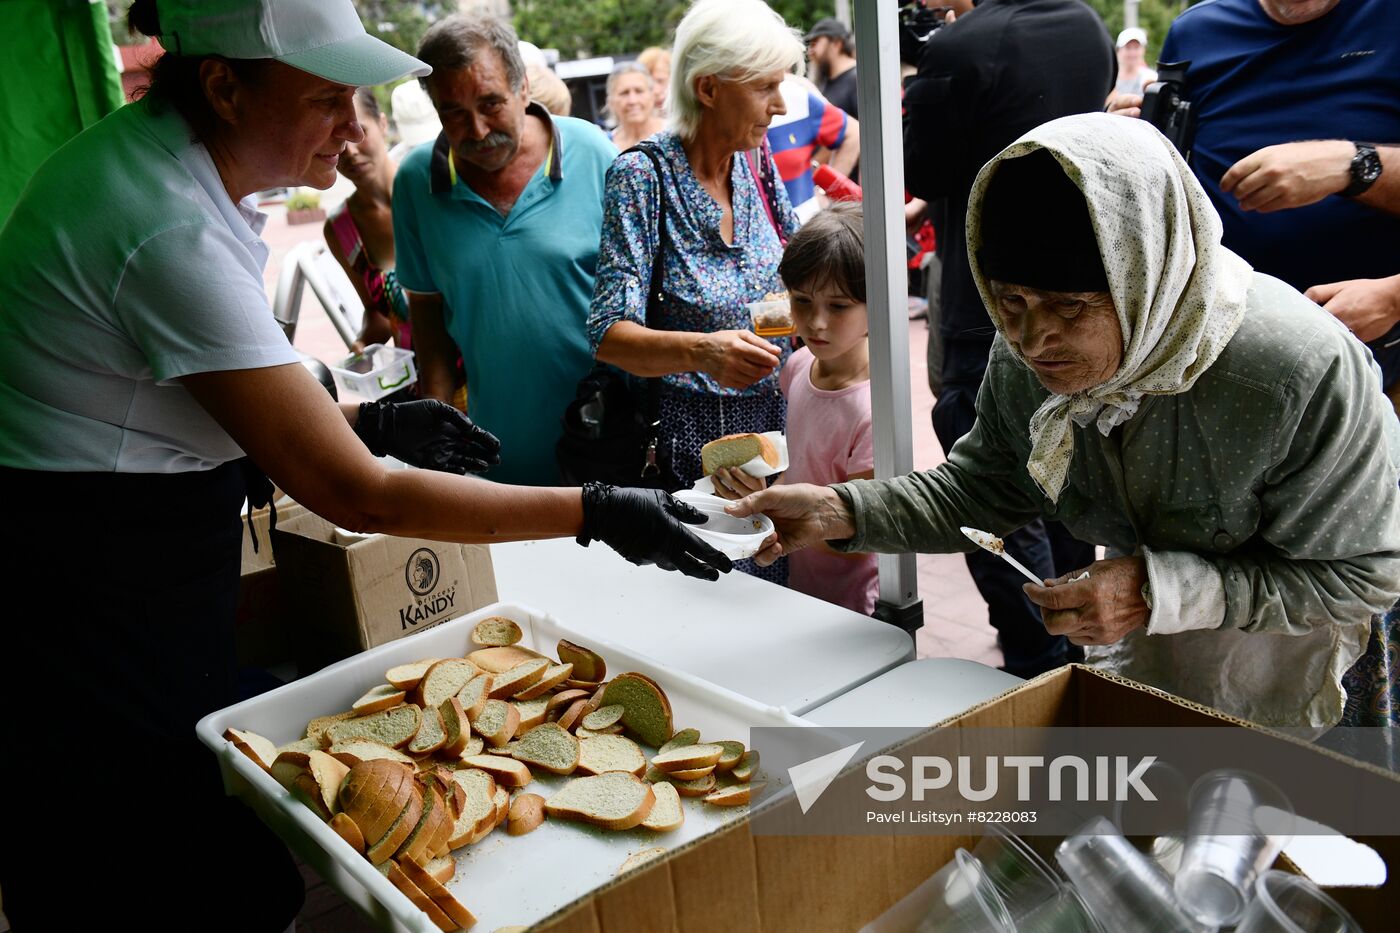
[914,849,1015,933]
[1174,769,1296,927]
[969,824,1061,921]
[1233,871,1363,933]
[1112,758,1191,878]
[748,296,795,337]
[1014,886,1105,933]
[1055,816,1201,933]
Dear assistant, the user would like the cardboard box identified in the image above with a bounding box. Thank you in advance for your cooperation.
[529,666,1400,931]
[235,499,307,667]
[270,510,497,670]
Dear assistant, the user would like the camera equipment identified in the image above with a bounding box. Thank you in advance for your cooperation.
[898,1,951,65]
[1140,61,1197,161]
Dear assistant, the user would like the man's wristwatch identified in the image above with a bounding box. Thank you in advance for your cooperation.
[1341,142,1383,198]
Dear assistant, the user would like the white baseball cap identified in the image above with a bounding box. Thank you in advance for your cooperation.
[391,80,442,149]
[156,0,430,86]
[1116,27,1148,49]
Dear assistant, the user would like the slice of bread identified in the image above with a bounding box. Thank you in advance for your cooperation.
[545,773,656,831]
[224,728,277,772]
[415,659,481,712]
[329,811,366,853]
[384,860,455,932]
[585,683,608,713]
[328,740,415,768]
[507,793,546,836]
[731,750,759,783]
[306,710,356,746]
[293,772,335,821]
[470,616,523,647]
[646,768,716,798]
[652,744,724,773]
[459,755,533,789]
[640,781,685,833]
[512,663,574,700]
[270,751,312,794]
[658,728,701,755]
[277,737,322,756]
[447,769,498,849]
[705,783,760,807]
[353,684,408,716]
[438,698,472,758]
[424,855,455,885]
[386,658,441,691]
[486,658,549,699]
[574,724,624,740]
[512,696,550,732]
[713,740,746,773]
[399,855,478,930]
[581,705,625,732]
[303,750,350,817]
[510,723,579,776]
[701,432,779,474]
[469,699,519,748]
[545,689,589,714]
[396,785,448,866]
[327,705,422,749]
[408,709,447,756]
[556,639,606,682]
[617,847,668,876]
[338,758,404,815]
[667,766,717,781]
[576,735,647,776]
[367,786,423,866]
[455,673,494,720]
[344,762,416,845]
[600,673,673,748]
[468,645,547,673]
[556,698,589,733]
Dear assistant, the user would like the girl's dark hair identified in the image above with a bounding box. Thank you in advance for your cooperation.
[355,86,382,120]
[778,201,866,302]
[127,0,271,138]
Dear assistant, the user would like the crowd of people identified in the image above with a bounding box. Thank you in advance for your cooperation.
[1,0,1397,924]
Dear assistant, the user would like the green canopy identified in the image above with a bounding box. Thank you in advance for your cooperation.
[0,0,124,222]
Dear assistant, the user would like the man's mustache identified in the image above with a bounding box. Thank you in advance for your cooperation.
[463,132,513,151]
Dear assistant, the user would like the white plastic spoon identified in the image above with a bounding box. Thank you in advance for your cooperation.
[959,526,1090,586]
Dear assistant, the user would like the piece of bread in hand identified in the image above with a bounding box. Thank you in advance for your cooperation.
[544,772,656,830]
[507,793,546,836]
[510,722,579,775]
[600,673,673,748]
[556,639,606,682]
[327,704,422,749]
[701,432,778,475]
[640,780,685,833]
[470,615,523,647]
[353,684,407,716]
[399,855,478,930]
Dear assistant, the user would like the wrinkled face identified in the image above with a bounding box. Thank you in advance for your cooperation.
[790,283,868,363]
[610,72,654,127]
[228,61,363,190]
[991,281,1123,395]
[426,49,529,175]
[697,69,787,151]
[1256,0,1341,25]
[1118,39,1145,70]
[338,96,389,185]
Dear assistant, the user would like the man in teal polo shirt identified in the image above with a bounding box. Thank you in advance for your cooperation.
[394,14,615,485]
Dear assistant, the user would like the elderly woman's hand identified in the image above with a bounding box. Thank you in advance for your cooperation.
[725,483,855,566]
[695,330,782,389]
[1023,556,1150,646]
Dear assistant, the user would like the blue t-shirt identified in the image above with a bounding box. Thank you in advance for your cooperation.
[394,104,614,485]
[1161,0,1400,294]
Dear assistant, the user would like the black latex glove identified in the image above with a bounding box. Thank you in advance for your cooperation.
[353,399,501,475]
[577,483,734,582]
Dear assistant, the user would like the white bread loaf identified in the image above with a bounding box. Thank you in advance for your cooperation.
[700,433,779,475]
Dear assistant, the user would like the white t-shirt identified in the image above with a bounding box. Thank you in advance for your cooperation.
[0,97,300,473]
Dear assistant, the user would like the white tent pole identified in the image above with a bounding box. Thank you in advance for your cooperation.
[852,0,922,630]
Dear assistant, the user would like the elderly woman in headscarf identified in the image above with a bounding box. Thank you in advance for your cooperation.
[587,0,802,581]
[731,113,1400,728]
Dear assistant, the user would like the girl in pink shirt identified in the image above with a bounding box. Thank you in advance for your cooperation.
[714,204,879,613]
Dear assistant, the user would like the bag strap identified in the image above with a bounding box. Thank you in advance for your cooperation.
[745,137,787,246]
[622,141,672,475]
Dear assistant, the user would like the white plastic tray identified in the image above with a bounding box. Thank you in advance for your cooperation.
[196,602,809,933]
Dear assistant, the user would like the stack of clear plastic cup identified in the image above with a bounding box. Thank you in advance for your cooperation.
[1112,758,1190,877]
[915,849,1016,933]
[970,824,1062,922]
[1055,816,1202,932]
[1233,871,1363,933]
[1014,886,1105,933]
[1174,769,1296,927]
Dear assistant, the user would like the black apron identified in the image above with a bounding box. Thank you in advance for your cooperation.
[0,461,303,931]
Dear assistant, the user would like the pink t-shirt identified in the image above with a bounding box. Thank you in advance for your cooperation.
[779,348,879,615]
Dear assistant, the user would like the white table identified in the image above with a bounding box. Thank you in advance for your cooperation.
[489,538,914,715]
[801,658,1023,728]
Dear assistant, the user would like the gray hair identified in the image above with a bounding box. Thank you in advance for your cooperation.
[417,13,525,93]
[669,0,805,140]
[606,61,653,98]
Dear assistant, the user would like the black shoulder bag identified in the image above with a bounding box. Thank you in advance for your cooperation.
[557,141,680,491]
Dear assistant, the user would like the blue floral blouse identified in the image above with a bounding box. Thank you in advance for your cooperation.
[587,130,800,396]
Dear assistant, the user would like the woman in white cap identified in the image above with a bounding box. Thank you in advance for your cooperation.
[0,1,729,925]
[1107,26,1158,107]
[731,114,1400,731]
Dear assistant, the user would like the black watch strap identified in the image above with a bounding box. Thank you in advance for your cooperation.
[1341,142,1382,198]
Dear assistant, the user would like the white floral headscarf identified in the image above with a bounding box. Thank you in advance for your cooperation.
[967,113,1254,502]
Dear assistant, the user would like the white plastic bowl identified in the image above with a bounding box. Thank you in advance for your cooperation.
[672,491,775,560]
